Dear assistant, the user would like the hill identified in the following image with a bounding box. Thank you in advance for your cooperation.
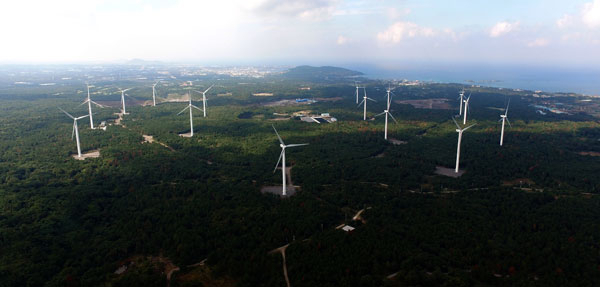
[280,65,363,81]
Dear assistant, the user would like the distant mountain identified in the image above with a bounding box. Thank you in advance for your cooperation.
[125,58,164,65]
[281,65,363,81]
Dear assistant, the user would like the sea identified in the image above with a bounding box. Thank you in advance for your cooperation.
[349,64,600,96]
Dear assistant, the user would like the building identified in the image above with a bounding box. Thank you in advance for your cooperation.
[299,113,337,124]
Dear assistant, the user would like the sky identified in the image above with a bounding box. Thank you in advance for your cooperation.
[1,0,600,68]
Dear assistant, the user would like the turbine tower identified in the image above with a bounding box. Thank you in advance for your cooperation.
[458,89,465,116]
[358,87,376,121]
[272,125,308,196]
[152,81,160,107]
[80,84,103,129]
[194,84,213,118]
[462,93,471,125]
[59,108,88,158]
[375,85,398,140]
[177,93,202,137]
[499,100,511,146]
[119,88,133,114]
[354,82,361,104]
[453,118,475,173]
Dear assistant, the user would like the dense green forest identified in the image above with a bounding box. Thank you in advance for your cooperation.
[2,65,600,286]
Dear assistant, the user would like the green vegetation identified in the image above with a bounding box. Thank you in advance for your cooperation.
[2,66,600,286]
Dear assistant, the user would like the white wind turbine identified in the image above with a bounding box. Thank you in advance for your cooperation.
[177,93,202,137]
[358,87,376,121]
[354,82,363,104]
[499,99,511,146]
[80,84,104,129]
[453,118,476,173]
[375,85,398,140]
[59,108,88,158]
[458,89,465,116]
[462,93,472,125]
[193,84,213,118]
[272,125,308,196]
[119,88,133,114]
[152,81,160,107]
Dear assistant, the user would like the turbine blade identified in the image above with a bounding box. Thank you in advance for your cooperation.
[90,100,105,108]
[76,115,89,120]
[79,99,89,107]
[177,105,189,115]
[59,107,75,119]
[203,84,214,94]
[71,123,75,140]
[452,117,460,129]
[463,124,476,131]
[506,117,512,128]
[357,99,365,107]
[389,112,398,123]
[367,97,377,102]
[272,125,284,145]
[191,105,203,111]
[273,149,284,173]
[286,143,309,148]
[505,99,510,116]
[374,111,386,117]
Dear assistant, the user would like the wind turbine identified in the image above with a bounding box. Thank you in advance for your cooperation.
[119,88,133,114]
[272,125,308,196]
[354,82,361,104]
[462,93,472,125]
[458,89,465,116]
[177,93,202,137]
[80,83,104,129]
[193,84,213,117]
[358,87,376,121]
[453,118,475,173]
[59,108,88,158]
[375,85,397,140]
[152,81,160,107]
[499,99,511,146]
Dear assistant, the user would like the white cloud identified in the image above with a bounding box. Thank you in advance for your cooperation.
[386,7,411,20]
[527,38,550,47]
[248,0,340,21]
[377,22,435,44]
[489,21,519,37]
[556,14,572,28]
[582,0,600,28]
[336,35,348,45]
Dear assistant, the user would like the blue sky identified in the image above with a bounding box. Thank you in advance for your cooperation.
[1,0,599,68]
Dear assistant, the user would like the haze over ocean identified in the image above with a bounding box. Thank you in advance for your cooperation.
[352,63,600,95]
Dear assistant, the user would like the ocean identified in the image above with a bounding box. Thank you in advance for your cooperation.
[350,64,600,96]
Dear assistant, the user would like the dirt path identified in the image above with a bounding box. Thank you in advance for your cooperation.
[73,149,101,160]
[114,112,124,125]
[269,244,291,287]
[353,209,365,222]
[352,207,371,224]
[142,134,175,151]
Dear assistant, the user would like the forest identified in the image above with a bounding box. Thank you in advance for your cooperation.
[1,65,600,286]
